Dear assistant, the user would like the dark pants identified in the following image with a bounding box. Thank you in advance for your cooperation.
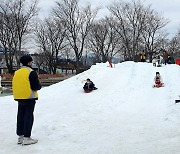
[141,59,145,62]
[16,100,36,137]
[165,59,168,65]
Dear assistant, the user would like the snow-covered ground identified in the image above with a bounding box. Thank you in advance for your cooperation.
[1,61,180,154]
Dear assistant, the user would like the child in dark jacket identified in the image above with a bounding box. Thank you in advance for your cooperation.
[83,78,97,92]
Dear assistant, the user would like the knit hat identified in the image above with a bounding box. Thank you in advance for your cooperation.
[87,78,90,81]
[156,72,160,75]
[20,55,33,66]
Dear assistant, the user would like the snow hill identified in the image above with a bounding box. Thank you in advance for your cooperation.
[1,61,180,154]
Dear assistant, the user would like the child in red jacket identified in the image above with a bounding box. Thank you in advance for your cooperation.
[153,72,164,88]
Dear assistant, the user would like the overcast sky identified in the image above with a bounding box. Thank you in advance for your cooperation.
[37,0,180,38]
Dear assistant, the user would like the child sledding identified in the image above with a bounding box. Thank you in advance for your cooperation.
[153,72,164,88]
[83,78,97,93]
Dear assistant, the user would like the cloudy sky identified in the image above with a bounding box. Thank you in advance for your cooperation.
[37,0,180,38]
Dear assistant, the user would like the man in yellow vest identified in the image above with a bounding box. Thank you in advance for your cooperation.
[140,51,146,62]
[12,55,41,145]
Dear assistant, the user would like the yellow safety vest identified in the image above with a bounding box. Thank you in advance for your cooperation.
[141,54,146,59]
[12,67,38,100]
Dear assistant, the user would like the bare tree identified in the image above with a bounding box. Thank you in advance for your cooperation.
[0,12,15,73]
[0,0,38,73]
[87,17,122,63]
[167,35,180,58]
[141,9,168,61]
[53,0,98,73]
[108,0,148,60]
[35,18,67,74]
[108,0,168,61]
[32,52,47,73]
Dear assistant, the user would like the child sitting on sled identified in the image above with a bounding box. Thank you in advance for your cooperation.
[153,72,164,88]
[83,78,97,92]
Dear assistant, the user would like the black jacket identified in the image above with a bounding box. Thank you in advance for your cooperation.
[83,81,96,91]
[29,71,41,91]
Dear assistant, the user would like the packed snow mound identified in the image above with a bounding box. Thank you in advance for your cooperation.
[1,61,180,154]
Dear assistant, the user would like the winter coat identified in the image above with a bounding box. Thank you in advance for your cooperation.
[176,58,180,65]
[83,81,96,91]
[154,75,163,83]
[12,66,41,101]
[163,52,169,60]
[168,56,175,64]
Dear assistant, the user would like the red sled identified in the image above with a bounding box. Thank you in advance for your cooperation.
[153,83,164,88]
[84,90,93,93]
